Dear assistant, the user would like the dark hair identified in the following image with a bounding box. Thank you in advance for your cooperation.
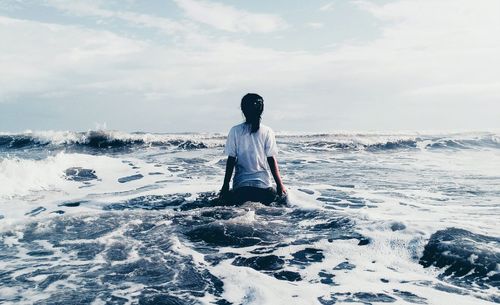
[241,93,264,133]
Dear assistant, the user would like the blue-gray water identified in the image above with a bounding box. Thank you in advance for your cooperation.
[0,130,499,305]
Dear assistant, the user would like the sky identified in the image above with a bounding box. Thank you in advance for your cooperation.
[1,0,499,133]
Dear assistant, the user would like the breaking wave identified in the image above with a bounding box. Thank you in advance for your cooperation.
[0,130,218,151]
[0,130,498,153]
[279,132,500,152]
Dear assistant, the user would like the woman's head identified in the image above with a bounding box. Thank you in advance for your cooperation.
[241,93,264,133]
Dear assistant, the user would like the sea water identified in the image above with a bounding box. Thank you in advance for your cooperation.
[0,130,498,305]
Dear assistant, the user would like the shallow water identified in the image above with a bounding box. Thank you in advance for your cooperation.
[0,130,499,304]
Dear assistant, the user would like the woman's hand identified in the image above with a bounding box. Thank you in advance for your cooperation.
[220,183,230,199]
[220,157,236,201]
[267,156,286,197]
[276,183,286,197]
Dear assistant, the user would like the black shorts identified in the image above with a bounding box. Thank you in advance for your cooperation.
[229,186,278,205]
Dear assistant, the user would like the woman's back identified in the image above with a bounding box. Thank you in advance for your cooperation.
[225,123,277,189]
[220,93,286,205]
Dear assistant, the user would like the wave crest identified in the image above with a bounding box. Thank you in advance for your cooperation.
[0,130,217,150]
[279,132,500,152]
[0,130,498,152]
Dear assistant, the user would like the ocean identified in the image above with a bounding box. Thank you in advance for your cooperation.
[0,130,498,305]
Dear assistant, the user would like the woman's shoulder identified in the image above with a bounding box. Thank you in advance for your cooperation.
[229,123,246,132]
[259,124,274,134]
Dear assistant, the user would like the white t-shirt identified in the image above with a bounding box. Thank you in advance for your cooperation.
[224,123,278,189]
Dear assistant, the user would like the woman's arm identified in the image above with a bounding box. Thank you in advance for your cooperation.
[267,156,286,196]
[220,156,236,197]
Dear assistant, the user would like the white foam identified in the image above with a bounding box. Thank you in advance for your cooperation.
[0,131,498,304]
[0,152,173,229]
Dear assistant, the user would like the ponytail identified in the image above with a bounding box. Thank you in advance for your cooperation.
[248,116,260,133]
[241,93,264,133]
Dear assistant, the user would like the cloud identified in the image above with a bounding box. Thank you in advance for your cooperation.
[173,0,287,33]
[332,0,500,101]
[0,14,310,102]
[3,0,500,104]
[44,0,192,35]
[0,16,146,101]
[405,82,500,99]
[306,22,324,29]
[353,0,500,50]
[320,2,335,11]
[1,0,499,131]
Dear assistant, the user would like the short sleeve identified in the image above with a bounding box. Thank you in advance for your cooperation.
[224,127,237,157]
[264,129,278,157]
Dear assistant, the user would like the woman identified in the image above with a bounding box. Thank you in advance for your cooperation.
[220,93,286,205]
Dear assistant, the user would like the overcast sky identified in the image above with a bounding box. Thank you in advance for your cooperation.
[1,0,499,133]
